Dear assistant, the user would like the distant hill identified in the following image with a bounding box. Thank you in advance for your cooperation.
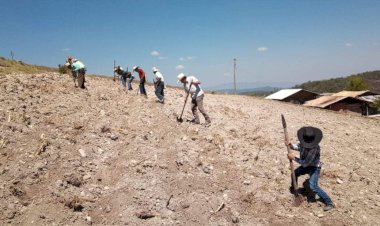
[205,81,295,95]
[294,71,380,93]
[213,86,280,94]
[0,56,57,75]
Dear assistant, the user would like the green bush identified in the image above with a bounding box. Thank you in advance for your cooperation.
[345,76,369,91]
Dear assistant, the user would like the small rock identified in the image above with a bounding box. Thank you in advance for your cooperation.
[35,162,46,170]
[110,134,118,141]
[86,216,92,225]
[55,180,63,188]
[105,206,111,213]
[6,211,16,219]
[182,136,187,141]
[317,214,324,218]
[336,178,343,184]
[243,180,251,185]
[205,135,213,142]
[202,165,213,174]
[78,149,86,158]
[83,175,91,180]
[66,175,82,187]
[97,148,105,154]
[71,160,82,167]
[136,211,155,219]
[232,216,239,223]
[180,202,190,209]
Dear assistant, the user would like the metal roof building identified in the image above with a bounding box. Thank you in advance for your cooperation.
[265,89,319,104]
[332,90,379,97]
[304,95,371,115]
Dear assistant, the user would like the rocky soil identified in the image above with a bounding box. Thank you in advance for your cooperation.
[0,73,379,225]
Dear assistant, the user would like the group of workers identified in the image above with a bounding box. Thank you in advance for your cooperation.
[64,57,336,212]
[65,56,211,125]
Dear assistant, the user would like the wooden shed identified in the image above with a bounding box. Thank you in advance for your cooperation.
[304,96,370,115]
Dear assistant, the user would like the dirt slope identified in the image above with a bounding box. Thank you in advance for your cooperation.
[0,73,379,226]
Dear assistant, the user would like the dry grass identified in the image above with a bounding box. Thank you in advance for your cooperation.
[0,57,57,75]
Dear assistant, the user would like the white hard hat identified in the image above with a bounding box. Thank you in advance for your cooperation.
[133,66,139,71]
[177,73,186,82]
[152,67,158,72]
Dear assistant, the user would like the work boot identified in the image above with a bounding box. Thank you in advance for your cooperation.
[323,203,335,211]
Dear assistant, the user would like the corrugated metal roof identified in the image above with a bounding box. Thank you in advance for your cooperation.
[333,90,371,97]
[304,96,348,108]
[304,95,370,108]
[359,95,380,102]
[265,89,302,100]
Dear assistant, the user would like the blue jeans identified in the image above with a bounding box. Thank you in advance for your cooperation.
[155,81,164,101]
[294,166,333,205]
[139,83,147,95]
[120,76,126,88]
[127,76,134,90]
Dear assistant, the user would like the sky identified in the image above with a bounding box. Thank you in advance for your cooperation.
[0,0,379,88]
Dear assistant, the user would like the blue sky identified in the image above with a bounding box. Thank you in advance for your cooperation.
[0,0,379,88]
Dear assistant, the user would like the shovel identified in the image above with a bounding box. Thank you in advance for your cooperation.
[177,84,192,123]
[281,114,303,206]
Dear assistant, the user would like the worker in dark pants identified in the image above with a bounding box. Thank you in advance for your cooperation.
[114,66,134,91]
[152,67,164,103]
[133,66,147,97]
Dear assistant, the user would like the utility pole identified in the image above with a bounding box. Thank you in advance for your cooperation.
[233,58,237,94]
[113,60,116,81]
[10,51,14,60]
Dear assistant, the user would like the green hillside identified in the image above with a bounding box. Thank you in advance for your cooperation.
[0,57,57,75]
[294,71,380,93]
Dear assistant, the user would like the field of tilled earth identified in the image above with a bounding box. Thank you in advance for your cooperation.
[0,73,379,225]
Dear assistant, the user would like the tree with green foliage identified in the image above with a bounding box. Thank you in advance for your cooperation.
[345,76,369,91]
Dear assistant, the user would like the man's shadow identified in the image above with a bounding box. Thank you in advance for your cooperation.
[290,179,319,203]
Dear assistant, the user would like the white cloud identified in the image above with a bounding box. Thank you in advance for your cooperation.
[62,48,71,51]
[257,47,268,52]
[158,56,168,60]
[345,43,353,47]
[150,50,160,56]
[175,65,184,70]
[179,56,195,61]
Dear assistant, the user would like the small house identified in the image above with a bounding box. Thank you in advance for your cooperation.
[304,95,371,115]
[265,89,319,104]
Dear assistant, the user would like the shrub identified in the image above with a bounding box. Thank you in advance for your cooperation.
[345,76,369,91]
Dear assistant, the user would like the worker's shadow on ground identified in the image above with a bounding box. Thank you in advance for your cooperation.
[291,179,321,203]
[301,179,318,203]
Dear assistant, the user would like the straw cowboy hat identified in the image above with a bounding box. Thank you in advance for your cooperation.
[297,126,323,148]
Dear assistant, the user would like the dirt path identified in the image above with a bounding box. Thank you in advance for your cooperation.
[0,73,379,225]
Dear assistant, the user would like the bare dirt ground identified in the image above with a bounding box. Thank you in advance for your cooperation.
[0,73,379,226]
